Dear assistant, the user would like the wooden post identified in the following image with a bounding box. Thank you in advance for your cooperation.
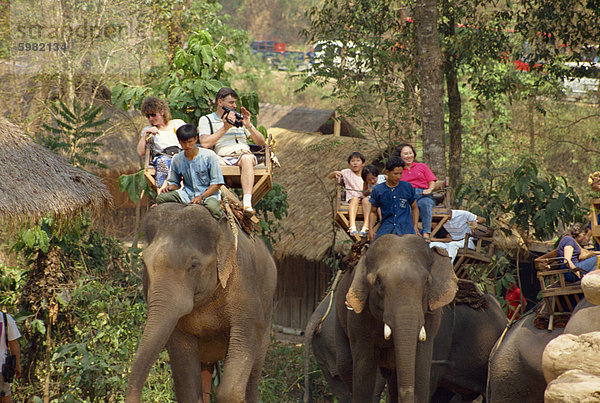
[333,111,341,136]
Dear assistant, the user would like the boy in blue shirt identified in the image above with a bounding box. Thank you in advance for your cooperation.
[368,156,419,241]
[157,124,225,220]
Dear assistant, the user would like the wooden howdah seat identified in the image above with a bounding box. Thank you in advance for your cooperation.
[534,249,584,330]
[430,177,452,238]
[452,225,496,281]
[333,176,453,242]
[591,197,600,246]
[143,134,274,205]
[334,183,366,242]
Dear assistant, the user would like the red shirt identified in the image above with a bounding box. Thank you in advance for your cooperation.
[401,162,437,189]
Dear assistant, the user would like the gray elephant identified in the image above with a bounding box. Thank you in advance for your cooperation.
[564,298,600,335]
[487,312,564,402]
[487,297,600,402]
[125,203,277,403]
[303,292,386,403]
[334,234,506,402]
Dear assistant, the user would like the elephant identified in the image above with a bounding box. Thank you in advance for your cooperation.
[564,298,600,335]
[486,312,564,402]
[303,291,386,403]
[487,298,600,402]
[125,203,277,403]
[333,234,507,402]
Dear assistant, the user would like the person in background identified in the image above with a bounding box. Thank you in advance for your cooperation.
[136,97,185,188]
[156,124,225,220]
[368,156,419,241]
[328,152,367,237]
[360,164,385,235]
[0,312,21,403]
[557,223,600,281]
[198,87,266,217]
[429,209,486,263]
[393,143,437,240]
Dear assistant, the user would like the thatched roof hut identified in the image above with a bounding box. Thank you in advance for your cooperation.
[268,128,380,329]
[258,103,359,137]
[0,117,112,224]
[270,127,379,261]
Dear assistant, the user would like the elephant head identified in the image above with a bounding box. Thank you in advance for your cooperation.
[126,203,238,401]
[345,234,458,402]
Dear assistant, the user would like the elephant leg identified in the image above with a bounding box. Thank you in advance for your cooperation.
[166,327,203,403]
[245,325,271,403]
[350,338,378,402]
[385,369,398,402]
[216,325,260,402]
[334,313,353,390]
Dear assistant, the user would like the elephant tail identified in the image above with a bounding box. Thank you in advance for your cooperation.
[303,291,334,403]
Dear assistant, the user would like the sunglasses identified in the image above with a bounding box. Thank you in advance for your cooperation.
[146,113,157,118]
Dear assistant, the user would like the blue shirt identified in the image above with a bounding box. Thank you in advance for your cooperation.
[557,235,582,266]
[370,181,416,239]
[166,147,225,203]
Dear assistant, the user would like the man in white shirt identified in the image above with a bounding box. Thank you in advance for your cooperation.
[0,312,21,402]
[429,210,486,263]
[198,87,266,217]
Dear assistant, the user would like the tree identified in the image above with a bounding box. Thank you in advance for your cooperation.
[413,0,446,177]
[302,0,420,160]
[40,100,109,169]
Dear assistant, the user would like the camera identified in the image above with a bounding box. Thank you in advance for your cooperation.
[2,355,16,383]
[222,106,244,128]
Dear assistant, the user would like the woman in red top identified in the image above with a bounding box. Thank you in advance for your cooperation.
[394,143,437,239]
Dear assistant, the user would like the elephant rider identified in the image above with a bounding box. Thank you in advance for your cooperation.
[368,156,419,241]
[198,87,266,218]
[428,209,486,263]
[156,124,225,220]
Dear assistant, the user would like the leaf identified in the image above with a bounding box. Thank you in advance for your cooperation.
[31,319,47,335]
[118,171,145,203]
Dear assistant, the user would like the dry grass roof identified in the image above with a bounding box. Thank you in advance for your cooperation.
[0,117,112,225]
[258,103,359,137]
[270,128,379,261]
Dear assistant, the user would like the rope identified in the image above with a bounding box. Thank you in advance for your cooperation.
[318,270,344,326]
[222,193,239,251]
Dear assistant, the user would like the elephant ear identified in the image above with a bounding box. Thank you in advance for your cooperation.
[216,219,239,288]
[346,256,370,314]
[428,246,458,311]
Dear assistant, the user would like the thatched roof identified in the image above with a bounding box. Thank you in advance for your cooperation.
[258,103,359,137]
[270,128,380,261]
[0,117,112,224]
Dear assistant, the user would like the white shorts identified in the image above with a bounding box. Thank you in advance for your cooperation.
[218,154,258,166]
[0,380,12,397]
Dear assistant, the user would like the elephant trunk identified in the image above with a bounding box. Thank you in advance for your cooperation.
[391,312,421,403]
[126,284,194,402]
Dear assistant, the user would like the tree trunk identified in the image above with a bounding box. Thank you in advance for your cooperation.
[0,0,9,59]
[528,95,535,155]
[413,0,447,177]
[166,2,184,65]
[441,2,462,188]
[445,58,462,188]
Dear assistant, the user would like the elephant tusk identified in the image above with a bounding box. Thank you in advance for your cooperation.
[419,326,427,342]
[384,323,392,340]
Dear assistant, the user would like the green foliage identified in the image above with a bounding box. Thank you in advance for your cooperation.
[302,0,419,153]
[111,84,152,111]
[456,159,585,241]
[118,169,156,203]
[254,182,289,249]
[112,30,259,124]
[514,0,600,79]
[261,339,334,402]
[40,100,109,169]
[3,216,166,401]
